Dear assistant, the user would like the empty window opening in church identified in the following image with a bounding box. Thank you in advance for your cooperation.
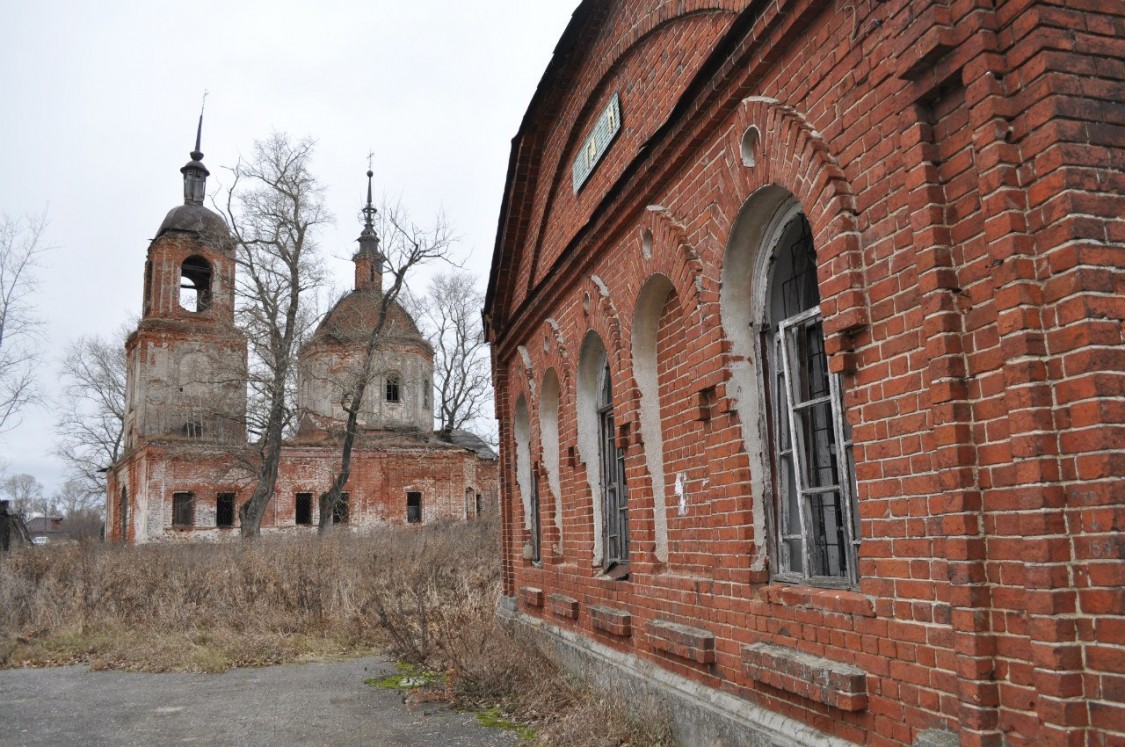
[386,373,401,403]
[172,492,194,528]
[179,255,213,313]
[216,493,235,528]
[407,491,422,524]
[295,493,313,525]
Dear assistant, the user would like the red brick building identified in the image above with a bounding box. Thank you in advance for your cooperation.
[107,132,497,543]
[485,1,1123,744]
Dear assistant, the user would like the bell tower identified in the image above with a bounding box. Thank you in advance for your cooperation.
[122,113,247,451]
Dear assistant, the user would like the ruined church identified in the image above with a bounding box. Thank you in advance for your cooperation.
[486,1,1123,745]
[106,132,497,543]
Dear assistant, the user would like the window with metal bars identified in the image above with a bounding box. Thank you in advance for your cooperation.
[529,466,542,564]
[597,355,629,572]
[764,216,858,585]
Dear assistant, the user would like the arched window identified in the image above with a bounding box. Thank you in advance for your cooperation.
[513,395,535,556]
[385,373,401,403]
[179,255,212,312]
[597,352,629,571]
[118,486,128,541]
[764,214,858,583]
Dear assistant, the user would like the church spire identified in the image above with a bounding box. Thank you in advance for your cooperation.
[353,166,384,292]
[181,96,210,205]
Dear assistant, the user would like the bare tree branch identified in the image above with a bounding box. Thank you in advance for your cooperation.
[0,210,49,434]
[410,272,493,442]
[1,473,48,518]
[215,132,329,537]
[55,325,129,497]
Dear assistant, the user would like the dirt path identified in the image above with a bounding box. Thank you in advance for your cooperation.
[0,656,519,746]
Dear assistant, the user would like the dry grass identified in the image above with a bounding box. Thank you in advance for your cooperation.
[0,520,673,745]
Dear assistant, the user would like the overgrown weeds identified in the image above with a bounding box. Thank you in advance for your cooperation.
[0,520,674,745]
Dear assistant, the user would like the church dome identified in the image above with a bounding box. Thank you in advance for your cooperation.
[309,288,431,351]
[156,203,230,241]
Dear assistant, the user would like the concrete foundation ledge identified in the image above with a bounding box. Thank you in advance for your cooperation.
[498,600,850,747]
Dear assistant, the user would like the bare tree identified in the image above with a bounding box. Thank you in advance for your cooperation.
[55,325,129,496]
[53,478,104,540]
[0,211,48,434]
[1,473,48,518]
[410,272,493,441]
[218,132,329,537]
[317,201,453,532]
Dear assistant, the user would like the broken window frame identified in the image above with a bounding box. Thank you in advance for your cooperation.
[172,492,194,529]
[215,492,235,528]
[295,492,313,526]
[406,491,422,524]
[597,354,629,572]
[761,215,859,587]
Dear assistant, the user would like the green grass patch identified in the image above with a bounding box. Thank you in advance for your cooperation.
[476,707,536,741]
[365,661,444,690]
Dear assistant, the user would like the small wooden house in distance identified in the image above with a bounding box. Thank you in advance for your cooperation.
[484,1,1123,745]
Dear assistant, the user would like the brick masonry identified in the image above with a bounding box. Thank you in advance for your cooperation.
[485,1,1124,744]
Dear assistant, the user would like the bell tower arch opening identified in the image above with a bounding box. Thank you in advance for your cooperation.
[179,255,213,312]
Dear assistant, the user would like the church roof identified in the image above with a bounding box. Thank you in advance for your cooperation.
[156,203,229,240]
[308,288,430,350]
[448,429,498,460]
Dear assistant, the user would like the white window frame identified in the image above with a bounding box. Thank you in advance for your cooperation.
[772,306,859,586]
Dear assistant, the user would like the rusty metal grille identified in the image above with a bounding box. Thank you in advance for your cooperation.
[598,356,629,569]
[530,467,542,564]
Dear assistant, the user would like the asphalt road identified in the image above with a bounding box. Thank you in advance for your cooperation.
[0,657,519,746]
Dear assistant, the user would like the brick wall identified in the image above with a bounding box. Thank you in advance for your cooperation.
[106,442,497,542]
[487,1,1124,744]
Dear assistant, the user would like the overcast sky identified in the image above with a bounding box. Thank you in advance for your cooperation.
[0,0,577,497]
